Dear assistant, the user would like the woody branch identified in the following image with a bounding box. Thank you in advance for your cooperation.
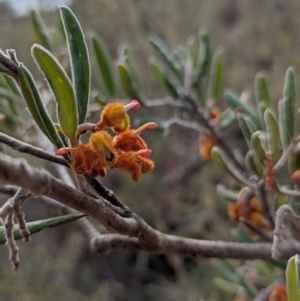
[0,152,300,259]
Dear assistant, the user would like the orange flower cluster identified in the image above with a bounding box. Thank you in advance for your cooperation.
[56,101,157,182]
[199,107,221,161]
[269,284,287,301]
[227,194,271,235]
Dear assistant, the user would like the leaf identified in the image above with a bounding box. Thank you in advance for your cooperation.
[237,111,256,148]
[32,44,78,143]
[92,34,115,97]
[192,31,210,84]
[211,146,251,186]
[18,64,64,149]
[150,59,178,99]
[208,48,224,100]
[264,108,280,156]
[4,74,22,96]
[149,35,183,82]
[117,63,144,103]
[281,67,296,147]
[215,108,236,131]
[255,72,271,108]
[245,150,263,176]
[59,6,91,124]
[186,35,197,66]
[0,214,84,244]
[30,10,54,53]
[250,131,267,164]
[216,184,238,201]
[286,255,300,301]
[224,88,260,129]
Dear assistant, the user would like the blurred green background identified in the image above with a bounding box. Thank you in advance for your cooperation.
[0,0,299,300]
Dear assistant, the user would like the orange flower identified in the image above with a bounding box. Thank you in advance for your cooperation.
[269,284,287,301]
[96,100,140,133]
[199,106,221,161]
[89,131,118,167]
[227,192,271,234]
[113,122,157,152]
[55,101,155,181]
[116,149,154,182]
[199,134,218,161]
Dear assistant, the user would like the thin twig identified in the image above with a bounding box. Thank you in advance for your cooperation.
[255,180,275,228]
[84,176,132,217]
[0,132,69,167]
[183,95,249,176]
[273,134,300,172]
[272,204,300,259]
[5,212,19,270]
[163,117,209,135]
[12,188,32,242]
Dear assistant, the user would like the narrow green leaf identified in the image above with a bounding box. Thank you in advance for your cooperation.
[92,35,115,97]
[150,60,178,99]
[18,64,64,149]
[281,67,296,147]
[30,10,54,53]
[32,44,78,142]
[237,111,256,148]
[117,63,144,104]
[93,93,108,108]
[250,131,267,163]
[186,35,197,66]
[192,31,210,84]
[0,214,84,244]
[255,72,271,108]
[208,48,224,100]
[224,88,260,129]
[59,6,91,124]
[4,74,22,96]
[215,108,236,131]
[286,255,300,301]
[213,278,240,295]
[149,35,183,82]
[245,150,263,176]
[216,184,238,201]
[264,109,280,156]
[121,46,142,89]
[211,146,251,186]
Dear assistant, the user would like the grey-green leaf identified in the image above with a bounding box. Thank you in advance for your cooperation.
[211,146,252,186]
[117,63,145,104]
[250,131,267,163]
[150,59,178,99]
[286,255,300,301]
[18,64,64,149]
[32,44,78,143]
[208,48,224,100]
[59,6,91,124]
[0,214,84,244]
[192,31,210,84]
[224,88,260,129]
[255,72,271,108]
[264,108,280,156]
[30,10,54,53]
[92,35,115,98]
[149,35,183,82]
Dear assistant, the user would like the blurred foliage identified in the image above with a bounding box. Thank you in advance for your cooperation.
[1,0,300,300]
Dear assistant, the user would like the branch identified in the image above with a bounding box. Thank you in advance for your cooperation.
[0,132,68,167]
[1,153,300,259]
